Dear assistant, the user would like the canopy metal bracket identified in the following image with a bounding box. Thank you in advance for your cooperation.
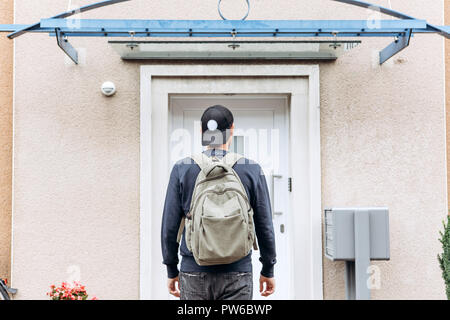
[55,28,78,64]
[333,0,448,64]
[379,29,412,64]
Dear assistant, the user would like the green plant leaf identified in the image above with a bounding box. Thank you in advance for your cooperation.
[438,216,450,299]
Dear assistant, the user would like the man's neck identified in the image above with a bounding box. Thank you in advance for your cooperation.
[207,145,229,151]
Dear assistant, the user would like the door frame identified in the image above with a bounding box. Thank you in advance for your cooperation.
[140,64,322,299]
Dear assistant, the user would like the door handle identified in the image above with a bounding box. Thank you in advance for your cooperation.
[271,172,283,219]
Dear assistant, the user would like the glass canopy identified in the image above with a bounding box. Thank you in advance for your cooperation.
[109,40,361,60]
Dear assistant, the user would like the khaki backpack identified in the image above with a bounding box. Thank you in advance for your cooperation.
[177,152,258,266]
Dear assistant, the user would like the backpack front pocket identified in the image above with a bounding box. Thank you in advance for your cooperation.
[203,194,242,218]
[198,213,248,265]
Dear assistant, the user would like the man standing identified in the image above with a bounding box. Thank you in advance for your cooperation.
[161,105,276,300]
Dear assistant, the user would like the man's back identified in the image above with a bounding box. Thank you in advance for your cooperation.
[162,148,276,278]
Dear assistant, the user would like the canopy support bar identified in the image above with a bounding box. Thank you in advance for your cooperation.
[379,29,412,64]
[55,28,78,64]
[333,0,449,38]
[7,0,130,39]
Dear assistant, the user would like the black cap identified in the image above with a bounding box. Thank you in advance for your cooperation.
[201,105,234,147]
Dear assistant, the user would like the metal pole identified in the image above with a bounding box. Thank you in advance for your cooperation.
[354,209,371,300]
[345,261,356,300]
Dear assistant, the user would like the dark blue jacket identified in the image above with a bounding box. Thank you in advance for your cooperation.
[161,148,277,279]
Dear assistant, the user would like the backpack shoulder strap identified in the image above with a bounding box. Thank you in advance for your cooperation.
[222,152,258,251]
[191,153,213,171]
[176,216,185,244]
[221,152,244,168]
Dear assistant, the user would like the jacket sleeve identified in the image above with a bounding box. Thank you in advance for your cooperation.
[161,164,184,279]
[252,167,277,278]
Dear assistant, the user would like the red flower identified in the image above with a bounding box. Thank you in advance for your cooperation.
[47,281,97,300]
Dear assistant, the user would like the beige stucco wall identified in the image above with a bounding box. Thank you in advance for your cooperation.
[0,0,13,282]
[446,0,450,209]
[12,0,446,299]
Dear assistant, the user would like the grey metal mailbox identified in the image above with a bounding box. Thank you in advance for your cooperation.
[324,207,390,300]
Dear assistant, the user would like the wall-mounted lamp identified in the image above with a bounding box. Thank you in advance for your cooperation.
[101,81,116,97]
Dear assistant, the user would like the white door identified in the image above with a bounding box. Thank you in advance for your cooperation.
[170,94,291,300]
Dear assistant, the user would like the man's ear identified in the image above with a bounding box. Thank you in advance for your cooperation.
[226,123,235,146]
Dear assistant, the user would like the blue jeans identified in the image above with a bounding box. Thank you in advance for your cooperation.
[179,271,253,300]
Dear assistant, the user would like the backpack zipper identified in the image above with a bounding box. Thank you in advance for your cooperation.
[196,173,234,186]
